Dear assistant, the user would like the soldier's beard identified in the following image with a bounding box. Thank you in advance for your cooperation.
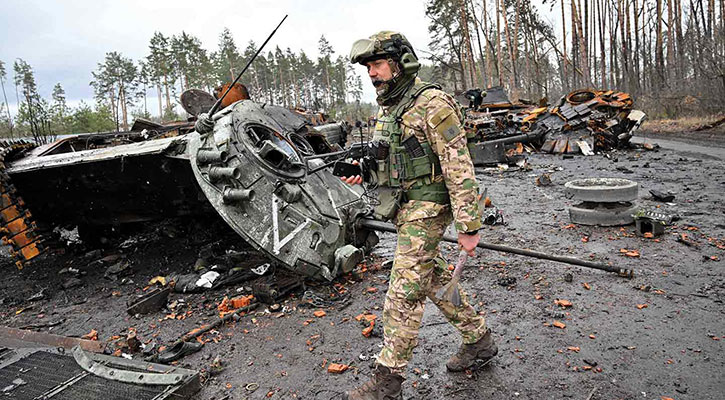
[373,61,415,107]
[372,79,390,97]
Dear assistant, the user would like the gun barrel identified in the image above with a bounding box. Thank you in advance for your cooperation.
[482,132,539,146]
[357,218,633,277]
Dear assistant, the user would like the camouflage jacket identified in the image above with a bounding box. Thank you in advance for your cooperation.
[379,78,483,233]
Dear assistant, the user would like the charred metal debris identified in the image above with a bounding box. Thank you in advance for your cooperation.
[462,87,647,164]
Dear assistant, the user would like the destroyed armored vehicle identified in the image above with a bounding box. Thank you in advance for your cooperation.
[1,93,376,281]
[462,87,647,164]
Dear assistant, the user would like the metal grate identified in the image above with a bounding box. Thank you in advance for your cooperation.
[51,373,166,400]
[0,350,185,400]
[0,352,83,400]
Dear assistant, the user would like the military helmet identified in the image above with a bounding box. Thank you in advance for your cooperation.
[350,31,419,73]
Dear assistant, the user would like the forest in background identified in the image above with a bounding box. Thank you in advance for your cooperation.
[1,0,723,143]
[426,0,724,118]
[0,30,370,143]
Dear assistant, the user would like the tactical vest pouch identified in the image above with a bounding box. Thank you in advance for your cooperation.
[377,160,390,187]
[398,141,441,180]
[406,155,432,179]
[374,187,403,221]
[389,152,404,187]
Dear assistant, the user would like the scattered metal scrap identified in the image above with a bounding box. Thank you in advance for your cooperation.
[126,287,171,315]
[633,210,674,237]
[463,87,647,164]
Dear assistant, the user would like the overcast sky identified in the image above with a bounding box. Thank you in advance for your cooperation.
[0,0,444,114]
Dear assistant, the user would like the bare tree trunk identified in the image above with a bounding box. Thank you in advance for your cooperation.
[459,0,477,88]
[109,84,118,131]
[633,0,641,89]
[561,0,568,88]
[655,0,665,87]
[514,0,521,83]
[483,0,493,86]
[163,74,172,114]
[708,0,715,38]
[675,0,684,79]
[583,0,590,85]
[156,85,163,118]
[468,0,486,87]
[667,0,675,82]
[0,79,13,136]
[119,81,128,131]
[496,0,504,86]
[577,0,589,84]
[523,6,532,96]
[598,0,608,88]
[626,0,633,91]
[571,0,578,87]
[608,0,617,88]
[501,0,516,88]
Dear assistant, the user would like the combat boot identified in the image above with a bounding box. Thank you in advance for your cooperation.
[343,365,404,400]
[446,330,498,372]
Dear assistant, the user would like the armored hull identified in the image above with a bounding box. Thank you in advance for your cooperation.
[2,100,373,280]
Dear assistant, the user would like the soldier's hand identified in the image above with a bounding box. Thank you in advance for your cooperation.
[340,160,363,185]
[341,175,363,185]
[457,232,479,256]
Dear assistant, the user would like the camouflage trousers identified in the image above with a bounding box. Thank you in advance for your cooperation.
[376,211,488,372]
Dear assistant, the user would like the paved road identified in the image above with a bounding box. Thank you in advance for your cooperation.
[631,135,725,160]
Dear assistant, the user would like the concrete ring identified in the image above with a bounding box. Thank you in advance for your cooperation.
[568,202,638,226]
[565,178,638,202]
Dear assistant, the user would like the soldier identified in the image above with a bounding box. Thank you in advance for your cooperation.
[342,31,498,400]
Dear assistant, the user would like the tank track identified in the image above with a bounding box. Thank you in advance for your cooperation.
[0,140,43,269]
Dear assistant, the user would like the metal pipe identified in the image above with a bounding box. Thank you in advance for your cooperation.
[196,150,228,164]
[481,132,538,146]
[223,188,254,203]
[357,218,633,277]
[304,149,350,160]
[208,166,241,182]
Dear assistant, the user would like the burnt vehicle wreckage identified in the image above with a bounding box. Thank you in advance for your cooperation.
[461,86,647,165]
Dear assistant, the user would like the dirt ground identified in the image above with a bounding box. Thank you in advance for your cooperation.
[0,131,723,400]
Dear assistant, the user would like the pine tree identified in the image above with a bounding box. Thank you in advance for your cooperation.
[91,52,138,131]
[51,83,69,133]
[148,32,176,115]
[216,28,242,83]
[14,59,52,143]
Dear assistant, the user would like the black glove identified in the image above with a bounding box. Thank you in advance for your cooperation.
[194,113,214,133]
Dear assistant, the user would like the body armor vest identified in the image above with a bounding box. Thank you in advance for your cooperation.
[373,82,450,205]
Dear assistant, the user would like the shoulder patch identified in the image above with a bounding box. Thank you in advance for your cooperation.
[427,105,461,142]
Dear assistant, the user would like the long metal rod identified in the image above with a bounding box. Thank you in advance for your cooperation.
[304,148,351,160]
[358,219,633,277]
[208,15,288,117]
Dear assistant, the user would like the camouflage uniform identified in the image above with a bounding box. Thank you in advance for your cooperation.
[374,78,488,373]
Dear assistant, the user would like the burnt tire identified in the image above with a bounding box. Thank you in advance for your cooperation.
[565,178,638,202]
[568,202,637,226]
